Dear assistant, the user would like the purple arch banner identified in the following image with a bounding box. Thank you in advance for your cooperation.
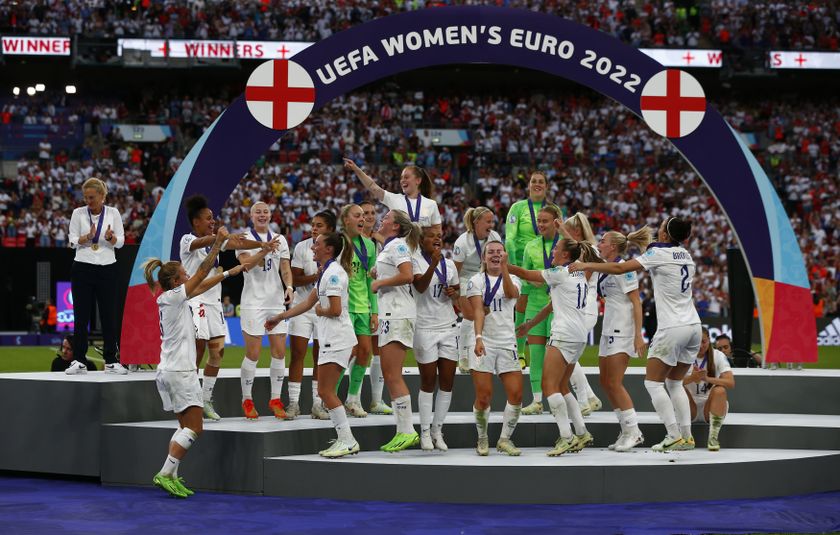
[122,6,816,364]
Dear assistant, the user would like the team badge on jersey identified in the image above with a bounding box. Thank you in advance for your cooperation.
[645,249,655,256]
[625,272,635,282]
[509,215,517,224]
[397,244,408,255]
[454,246,461,255]
[467,280,474,290]
[329,275,339,285]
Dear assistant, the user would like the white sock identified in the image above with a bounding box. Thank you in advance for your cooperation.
[369,355,384,405]
[666,378,692,439]
[202,375,217,402]
[240,358,257,401]
[547,393,573,439]
[533,392,543,403]
[432,390,452,429]
[500,402,521,440]
[418,390,434,430]
[570,365,590,405]
[473,406,490,439]
[621,408,640,435]
[614,408,624,433]
[289,381,301,405]
[329,405,355,444]
[645,379,680,438]
[564,393,587,436]
[269,358,285,399]
[168,428,181,477]
[346,393,360,404]
[393,394,414,434]
[160,454,180,477]
[312,379,321,404]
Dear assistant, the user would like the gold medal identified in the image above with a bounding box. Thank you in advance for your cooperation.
[91,244,99,251]
[483,306,491,315]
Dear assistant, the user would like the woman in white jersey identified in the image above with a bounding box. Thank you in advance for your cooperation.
[179,195,276,421]
[344,158,442,228]
[570,216,702,452]
[288,210,336,420]
[512,239,601,456]
[683,327,734,451]
[143,227,244,497]
[452,207,501,374]
[563,212,602,416]
[266,232,360,458]
[237,202,294,420]
[412,225,460,451]
[593,227,652,452]
[468,241,523,457]
[360,200,389,415]
[372,209,422,452]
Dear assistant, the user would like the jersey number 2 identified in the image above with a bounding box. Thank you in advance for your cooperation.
[680,265,691,293]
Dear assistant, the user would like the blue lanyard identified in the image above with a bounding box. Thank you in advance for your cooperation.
[422,252,447,285]
[353,236,369,271]
[404,195,422,222]
[87,207,105,244]
[483,273,503,308]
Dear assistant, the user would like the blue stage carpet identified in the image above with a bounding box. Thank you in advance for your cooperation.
[0,476,838,534]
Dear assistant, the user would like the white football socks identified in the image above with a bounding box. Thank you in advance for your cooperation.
[240,358,257,401]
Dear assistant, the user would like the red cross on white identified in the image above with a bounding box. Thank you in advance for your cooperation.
[245,59,315,131]
[639,69,706,138]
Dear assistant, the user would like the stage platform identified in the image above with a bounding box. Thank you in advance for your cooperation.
[2,368,839,504]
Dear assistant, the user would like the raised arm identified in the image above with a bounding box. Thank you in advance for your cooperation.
[569,258,642,275]
[185,227,230,298]
[507,263,546,285]
[413,251,441,294]
[344,158,385,201]
[500,254,519,299]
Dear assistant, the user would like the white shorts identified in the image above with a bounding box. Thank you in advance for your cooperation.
[599,335,637,358]
[378,318,415,348]
[191,302,226,340]
[648,324,702,367]
[470,346,521,375]
[156,370,203,414]
[692,398,729,422]
[548,338,587,364]
[241,308,287,337]
[413,323,459,364]
[288,310,318,340]
[458,319,475,359]
[318,347,352,369]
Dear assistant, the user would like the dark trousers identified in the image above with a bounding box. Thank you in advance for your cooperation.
[71,261,119,364]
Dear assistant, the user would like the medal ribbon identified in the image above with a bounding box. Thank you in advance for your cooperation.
[483,273,503,309]
[353,236,369,271]
[405,194,422,223]
[422,252,447,285]
[87,207,105,245]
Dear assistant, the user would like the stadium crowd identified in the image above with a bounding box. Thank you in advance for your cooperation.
[1,86,837,318]
[0,0,838,50]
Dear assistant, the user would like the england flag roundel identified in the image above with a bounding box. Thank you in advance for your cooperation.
[245,60,315,131]
[639,69,706,138]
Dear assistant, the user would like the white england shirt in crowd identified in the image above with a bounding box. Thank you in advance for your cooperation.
[291,237,318,306]
[465,272,521,350]
[375,237,417,320]
[239,231,290,310]
[452,230,502,283]
[411,251,459,330]
[157,284,198,372]
[316,260,357,353]
[689,349,732,401]
[636,244,701,330]
[382,190,442,227]
[179,233,225,306]
[542,265,591,343]
[598,259,640,339]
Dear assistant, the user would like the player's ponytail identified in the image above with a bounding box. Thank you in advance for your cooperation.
[141,258,180,293]
[406,165,435,199]
[564,212,596,245]
[391,209,424,253]
[606,226,654,256]
[702,327,716,378]
[321,232,352,275]
[577,242,603,264]
[464,206,492,234]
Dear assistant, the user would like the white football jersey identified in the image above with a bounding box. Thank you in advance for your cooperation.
[239,231,290,310]
[598,260,640,338]
[157,284,198,372]
[452,230,502,284]
[179,233,223,306]
[376,237,416,320]
[411,251,459,329]
[291,237,318,306]
[466,272,521,350]
[542,265,591,343]
[382,190,442,227]
[636,244,700,329]
[316,260,357,353]
[688,349,732,402]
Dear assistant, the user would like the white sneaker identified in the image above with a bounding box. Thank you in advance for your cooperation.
[319,439,360,458]
[104,363,129,375]
[311,402,330,420]
[614,432,644,452]
[608,431,626,451]
[203,401,221,421]
[285,402,300,420]
[588,396,602,413]
[431,429,448,452]
[65,361,88,375]
[476,436,489,456]
[420,428,434,451]
[369,401,393,415]
[345,401,368,418]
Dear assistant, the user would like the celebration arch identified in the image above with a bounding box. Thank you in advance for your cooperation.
[121,6,817,364]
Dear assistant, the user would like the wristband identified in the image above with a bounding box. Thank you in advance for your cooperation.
[475,334,483,339]
[223,270,230,279]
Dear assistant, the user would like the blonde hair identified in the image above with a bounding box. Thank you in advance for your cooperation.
[390,210,423,252]
[82,177,108,196]
[604,227,653,256]
[464,206,493,234]
[249,201,269,215]
[565,212,596,245]
[142,258,181,293]
[539,204,563,221]
[339,203,361,233]
[558,239,603,264]
[479,239,506,273]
